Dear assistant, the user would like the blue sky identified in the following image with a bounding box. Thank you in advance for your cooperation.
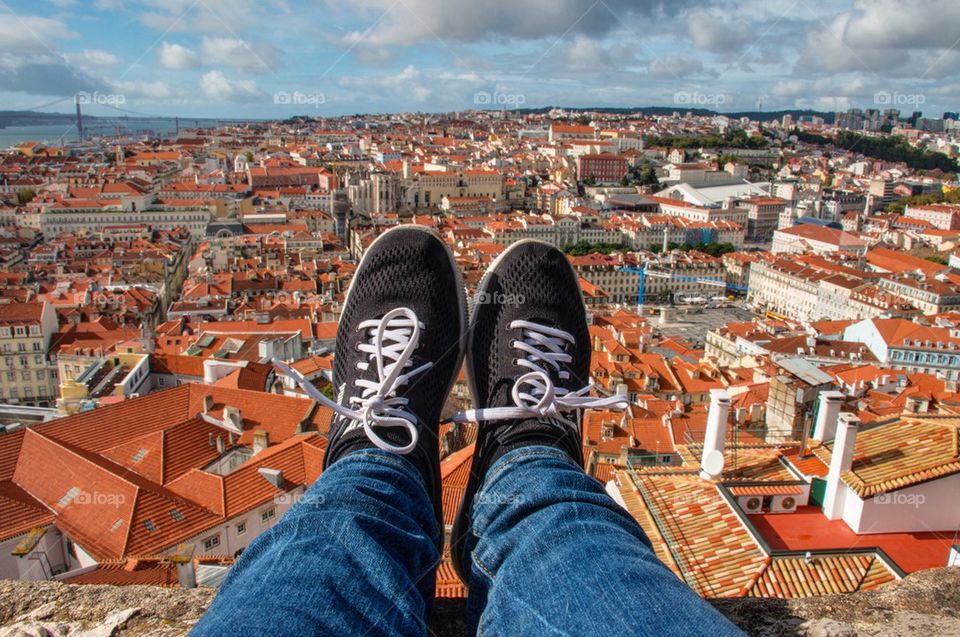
[1,0,958,118]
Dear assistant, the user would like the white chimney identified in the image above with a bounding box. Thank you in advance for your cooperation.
[823,412,860,521]
[699,389,731,481]
[812,391,845,442]
[171,544,196,587]
[252,429,269,454]
[223,406,243,433]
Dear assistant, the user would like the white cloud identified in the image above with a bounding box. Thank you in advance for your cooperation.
[67,49,120,67]
[561,36,613,72]
[844,0,960,50]
[199,69,261,101]
[688,11,752,54]
[0,16,75,51]
[337,65,432,102]
[333,0,691,46]
[200,37,280,74]
[111,78,177,100]
[158,42,201,70]
[649,55,705,78]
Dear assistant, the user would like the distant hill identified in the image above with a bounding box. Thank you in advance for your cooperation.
[0,110,84,127]
[503,106,836,123]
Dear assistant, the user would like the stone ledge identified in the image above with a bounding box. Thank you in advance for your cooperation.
[2,567,959,636]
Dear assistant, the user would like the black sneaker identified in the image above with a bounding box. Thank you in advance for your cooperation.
[275,225,466,548]
[449,240,626,583]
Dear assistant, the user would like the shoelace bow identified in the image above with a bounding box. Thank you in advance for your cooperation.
[449,320,628,425]
[274,307,431,455]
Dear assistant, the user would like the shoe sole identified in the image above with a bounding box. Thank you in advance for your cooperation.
[450,239,586,586]
[336,224,468,557]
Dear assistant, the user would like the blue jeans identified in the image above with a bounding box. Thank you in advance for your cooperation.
[192,446,743,636]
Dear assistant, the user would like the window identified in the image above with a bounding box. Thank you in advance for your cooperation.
[236,521,247,535]
[170,509,184,521]
[14,326,25,337]
[260,508,276,523]
[144,519,157,532]
[36,370,45,380]
[32,342,41,352]
[203,535,221,551]
[20,371,30,381]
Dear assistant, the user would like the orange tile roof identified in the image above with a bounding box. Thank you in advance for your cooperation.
[747,554,897,597]
[625,473,767,597]
[1,385,334,559]
[811,415,960,498]
[440,444,474,526]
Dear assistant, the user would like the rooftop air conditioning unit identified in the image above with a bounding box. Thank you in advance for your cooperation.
[738,496,763,513]
[769,494,799,513]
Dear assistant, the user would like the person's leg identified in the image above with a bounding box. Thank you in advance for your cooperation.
[451,240,743,636]
[194,226,467,636]
[461,445,743,636]
[192,449,440,637]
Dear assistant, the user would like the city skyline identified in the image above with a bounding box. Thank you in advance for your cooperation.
[1,0,958,118]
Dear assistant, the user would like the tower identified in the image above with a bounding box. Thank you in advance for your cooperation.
[75,94,84,141]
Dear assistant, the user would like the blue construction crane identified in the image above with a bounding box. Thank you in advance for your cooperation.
[619,264,747,306]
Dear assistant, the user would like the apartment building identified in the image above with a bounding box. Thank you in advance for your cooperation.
[0,302,59,405]
[41,209,211,238]
[877,275,960,314]
[739,197,788,242]
[577,154,628,184]
[903,203,960,230]
[771,224,868,256]
[844,318,960,379]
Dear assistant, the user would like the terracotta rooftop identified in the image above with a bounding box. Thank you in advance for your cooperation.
[811,415,960,498]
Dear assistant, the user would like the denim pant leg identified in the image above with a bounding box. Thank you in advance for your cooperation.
[463,446,744,637]
[191,449,440,637]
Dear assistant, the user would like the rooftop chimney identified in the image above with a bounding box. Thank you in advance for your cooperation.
[222,406,243,433]
[700,389,731,481]
[252,429,269,454]
[812,391,845,443]
[170,543,196,588]
[823,412,860,521]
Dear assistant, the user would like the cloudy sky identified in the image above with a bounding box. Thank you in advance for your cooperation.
[2,0,958,118]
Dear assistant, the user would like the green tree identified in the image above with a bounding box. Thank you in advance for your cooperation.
[639,165,660,188]
[16,188,36,205]
[245,151,254,163]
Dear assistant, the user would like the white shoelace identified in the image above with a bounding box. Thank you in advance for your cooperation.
[448,320,628,425]
[273,307,431,455]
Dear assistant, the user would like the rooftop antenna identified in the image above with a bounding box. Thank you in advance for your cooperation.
[75,94,84,141]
